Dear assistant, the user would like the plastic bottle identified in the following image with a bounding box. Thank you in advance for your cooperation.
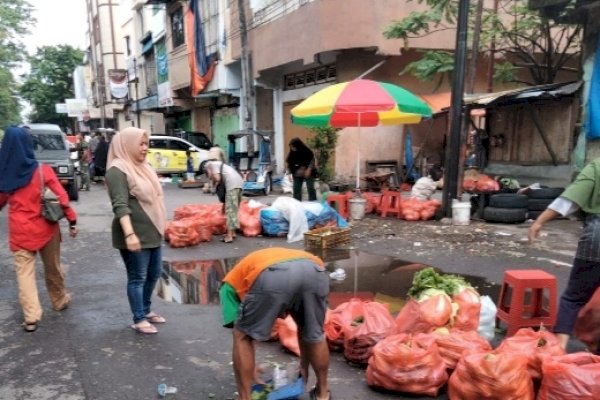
[272,364,288,389]
[157,383,178,397]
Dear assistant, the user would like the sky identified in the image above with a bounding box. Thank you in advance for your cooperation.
[23,0,88,54]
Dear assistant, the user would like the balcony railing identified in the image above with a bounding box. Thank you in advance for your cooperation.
[252,0,312,27]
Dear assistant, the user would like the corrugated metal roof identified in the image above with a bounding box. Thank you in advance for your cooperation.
[464,81,582,107]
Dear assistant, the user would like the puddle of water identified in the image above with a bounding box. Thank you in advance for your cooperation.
[157,250,500,309]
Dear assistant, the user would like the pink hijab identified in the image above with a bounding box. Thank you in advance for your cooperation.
[107,127,167,236]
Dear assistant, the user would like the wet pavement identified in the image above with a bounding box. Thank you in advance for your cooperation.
[0,183,585,400]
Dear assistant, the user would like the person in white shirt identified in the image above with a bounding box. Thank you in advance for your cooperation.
[410,165,443,201]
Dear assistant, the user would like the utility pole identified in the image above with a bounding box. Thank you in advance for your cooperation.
[237,0,254,155]
[466,0,484,94]
[442,0,470,218]
[134,57,141,128]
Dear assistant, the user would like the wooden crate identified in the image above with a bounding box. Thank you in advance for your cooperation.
[304,227,351,249]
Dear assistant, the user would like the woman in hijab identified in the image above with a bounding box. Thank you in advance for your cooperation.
[0,126,78,333]
[105,127,167,334]
[286,137,317,201]
[529,157,600,353]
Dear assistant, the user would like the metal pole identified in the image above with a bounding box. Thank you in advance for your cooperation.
[134,57,141,128]
[466,0,484,94]
[237,0,254,155]
[442,0,470,218]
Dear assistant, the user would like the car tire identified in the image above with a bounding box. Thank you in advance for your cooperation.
[483,206,527,223]
[528,210,544,220]
[528,187,564,199]
[527,198,553,211]
[489,193,529,209]
[263,174,272,196]
[68,181,79,202]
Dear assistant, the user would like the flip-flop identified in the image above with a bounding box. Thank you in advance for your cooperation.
[23,322,38,333]
[221,238,234,243]
[131,323,158,334]
[146,313,166,324]
[309,387,332,400]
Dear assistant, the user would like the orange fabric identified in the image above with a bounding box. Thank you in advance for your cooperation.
[223,248,324,300]
[185,5,216,96]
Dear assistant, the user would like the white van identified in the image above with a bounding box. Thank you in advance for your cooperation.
[147,135,210,175]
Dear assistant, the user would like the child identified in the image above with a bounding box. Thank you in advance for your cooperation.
[185,150,195,182]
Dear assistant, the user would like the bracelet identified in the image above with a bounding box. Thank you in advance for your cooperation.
[125,233,136,239]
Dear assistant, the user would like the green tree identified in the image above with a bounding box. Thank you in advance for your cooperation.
[20,45,84,127]
[306,127,339,183]
[0,0,34,127]
[384,0,581,87]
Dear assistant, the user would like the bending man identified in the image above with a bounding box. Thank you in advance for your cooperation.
[220,247,331,400]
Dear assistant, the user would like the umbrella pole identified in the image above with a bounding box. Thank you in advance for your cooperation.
[356,114,361,192]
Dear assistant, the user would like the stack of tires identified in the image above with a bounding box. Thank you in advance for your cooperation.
[483,193,529,224]
[526,188,564,220]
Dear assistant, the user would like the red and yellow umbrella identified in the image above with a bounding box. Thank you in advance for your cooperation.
[291,79,432,190]
[290,79,432,127]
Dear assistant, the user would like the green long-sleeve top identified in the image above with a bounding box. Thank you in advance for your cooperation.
[105,167,162,249]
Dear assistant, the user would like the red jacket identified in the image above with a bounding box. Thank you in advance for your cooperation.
[0,163,77,252]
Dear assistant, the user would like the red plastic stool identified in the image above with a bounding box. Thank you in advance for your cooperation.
[378,190,402,218]
[496,269,558,337]
[326,194,349,220]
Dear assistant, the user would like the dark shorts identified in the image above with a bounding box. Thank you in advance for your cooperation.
[235,259,329,343]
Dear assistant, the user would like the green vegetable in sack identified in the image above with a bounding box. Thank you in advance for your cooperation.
[408,267,473,298]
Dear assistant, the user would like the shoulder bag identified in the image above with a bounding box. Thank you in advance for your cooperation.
[39,166,65,223]
[215,162,227,203]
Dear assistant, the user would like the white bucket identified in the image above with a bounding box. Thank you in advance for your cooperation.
[452,201,471,226]
[348,198,367,220]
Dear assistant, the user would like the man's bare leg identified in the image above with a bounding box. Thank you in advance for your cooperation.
[556,333,569,351]
[304,339,330,400]
[232,328,255,400]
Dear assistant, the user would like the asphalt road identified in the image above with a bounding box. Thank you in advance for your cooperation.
[0,182,584,400]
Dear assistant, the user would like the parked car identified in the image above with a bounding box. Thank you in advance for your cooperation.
[227,129,275,195]
[27,123,79,201]
[148,135,211,175]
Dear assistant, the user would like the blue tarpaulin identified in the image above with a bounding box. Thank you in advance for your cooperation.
[587,33,600,140]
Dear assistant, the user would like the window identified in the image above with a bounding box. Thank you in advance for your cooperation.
[171,7,185,49]
[125,36,131,56]
[168,139,192,151]
[149,139,168,150]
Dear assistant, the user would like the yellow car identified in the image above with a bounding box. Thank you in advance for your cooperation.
[147,135,210,175]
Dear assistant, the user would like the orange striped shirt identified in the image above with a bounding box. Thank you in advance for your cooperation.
[223,247,324,300]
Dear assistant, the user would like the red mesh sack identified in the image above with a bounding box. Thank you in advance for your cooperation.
[451,287,481,331]
[343,301,396,365]
[275,316,300,356]
[538,352,600,400]
[448,351,534,400]
[573,286,600,352]
[396,295,453,334]
[166,219,201,248]
[495,327,565,379]
[475,175,500,192]
[366,333,448,397]
[324,298,365,352]
[238,200,265,237]
[433,329,492,370]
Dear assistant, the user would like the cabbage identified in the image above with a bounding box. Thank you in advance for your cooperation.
[408,267,477,298]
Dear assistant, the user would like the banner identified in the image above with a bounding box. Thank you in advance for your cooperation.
[65,99,88,118]
[185,0,216,96]
[108,69,129,100]
[156,40,174,107]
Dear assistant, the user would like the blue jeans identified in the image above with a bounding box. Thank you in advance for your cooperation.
[119,247,162,324]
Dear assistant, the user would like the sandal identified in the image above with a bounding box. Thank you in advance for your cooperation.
[309,387,332,400]
[23,322,38,333]
[221,238,234,243]
[146,312,166,324]
[131,321,158,334]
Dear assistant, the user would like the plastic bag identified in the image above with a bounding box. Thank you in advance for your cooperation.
[396,295,453,334]
[448,351,534,400]
[343,301,396,365]
[324,298,365,352]
[281,172,293,194]
[270,197,308,243]
[495,327,565,379]
[260,207,289,237]
[477,295,497,341]
[452,287,481,331]
[538,352,600,399]
[366,333,448,397]
[275,316,300,356]
[573,285,600,352]
[433,329,492,370]
[239,199,266,237]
